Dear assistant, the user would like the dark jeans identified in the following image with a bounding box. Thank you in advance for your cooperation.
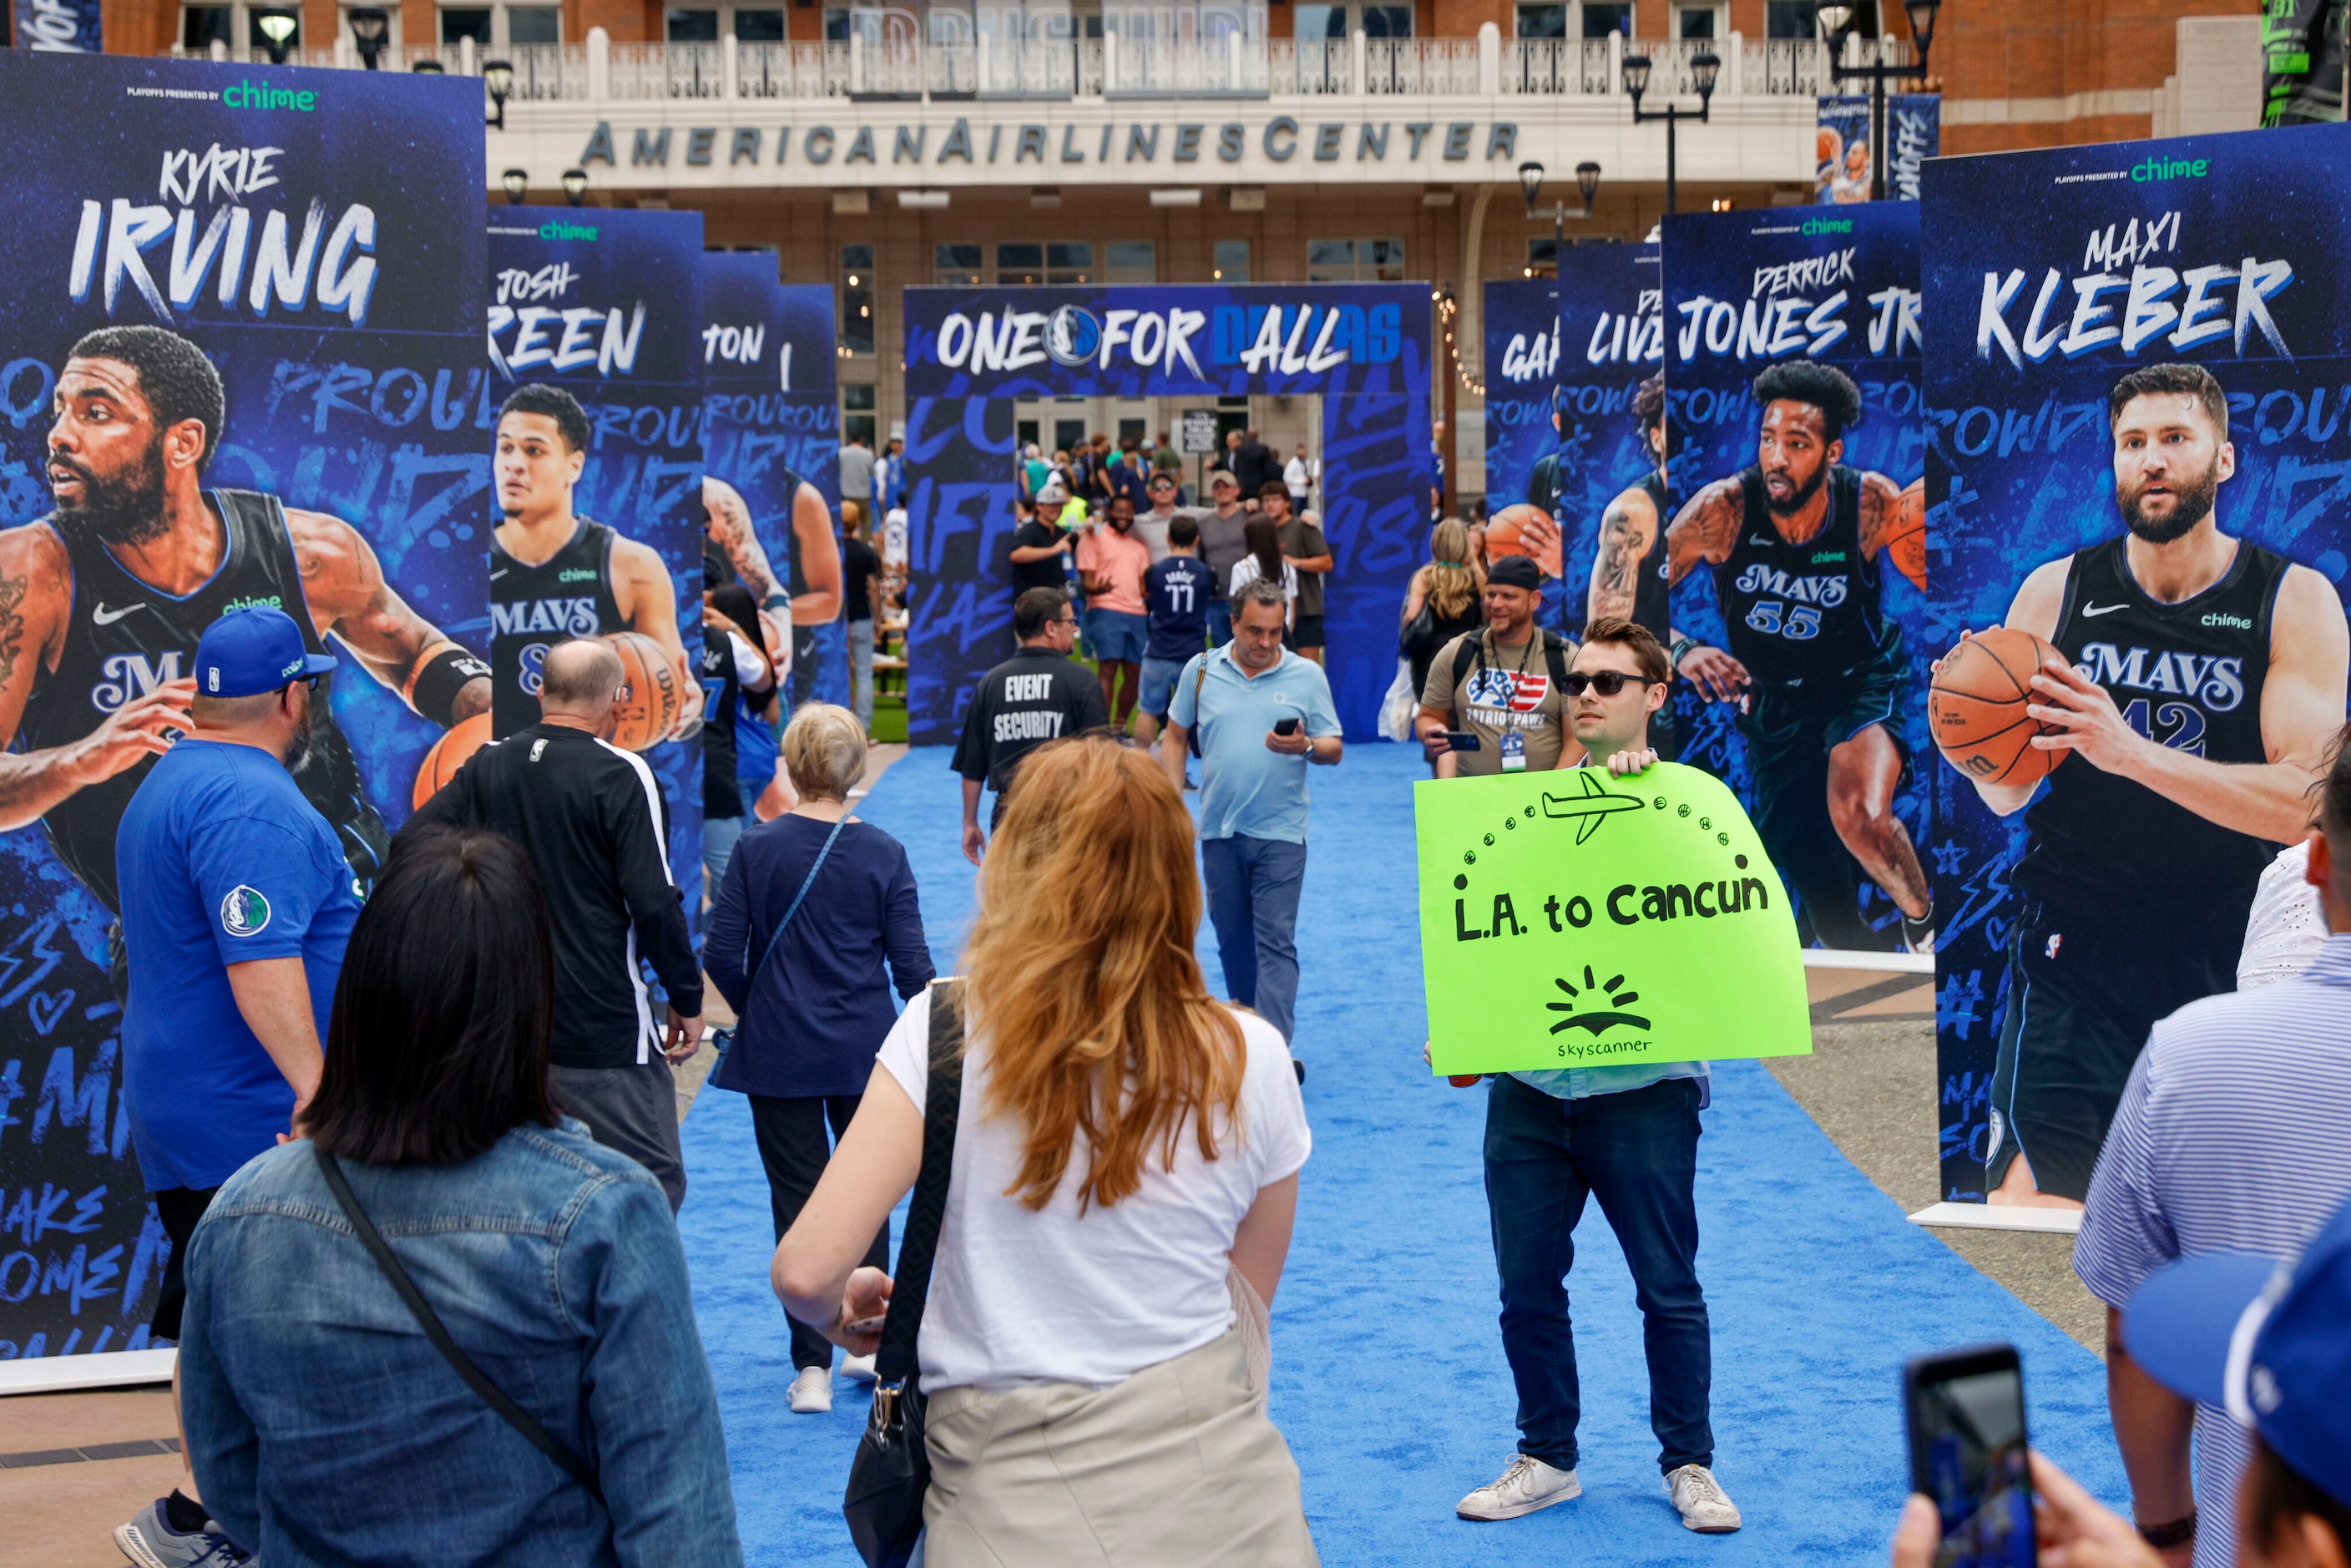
[751,1093,891,1370]
[1200,834,1307,1044]
[1483,1072,1712,1474]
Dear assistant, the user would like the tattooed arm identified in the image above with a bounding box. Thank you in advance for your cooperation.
[0,524,193,829]
[1657,479,1752,701]
[286,510,490,722]
[611,534,705,737]
[1586,485,1657,627]
[1855,470,1926,590]
[790,478,842,625]
[704,476,786,604]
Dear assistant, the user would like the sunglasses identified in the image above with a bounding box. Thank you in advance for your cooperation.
[1560,671,1657,697]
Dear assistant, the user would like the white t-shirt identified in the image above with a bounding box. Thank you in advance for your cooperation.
[875,998,1311,1392]
[1229,554,1299,607]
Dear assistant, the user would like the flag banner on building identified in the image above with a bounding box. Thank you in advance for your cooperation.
[2261,0,2346,125]
[1660,203,1930,953]
[13,0,100,52]
[1482,244,1663,641]
[0,54,487,1357]
[1922,124,2351,1205]
[1817,94,1939,202]
[488,207,705,912]
[899,283,1433,742]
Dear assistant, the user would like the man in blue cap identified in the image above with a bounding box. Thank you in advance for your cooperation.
[112,604,358,1568]
[1892,1190,2351,1568]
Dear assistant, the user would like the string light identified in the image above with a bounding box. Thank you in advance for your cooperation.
[1434,289,1484,398]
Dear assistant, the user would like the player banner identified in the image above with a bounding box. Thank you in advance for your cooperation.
[1660,203,1933,953]
[1418,766,1809,1074]
[1817,94,1940,203]
[1923,124,2351,1206]
[488,207,705,909]
[0,54,488,1357]
[1483,245,1663,641]
[778,283,849,711]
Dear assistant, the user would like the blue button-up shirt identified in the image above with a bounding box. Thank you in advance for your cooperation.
[1168,643,1342,844]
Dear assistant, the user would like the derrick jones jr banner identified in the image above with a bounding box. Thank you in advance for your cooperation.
[0,55,488,1356]
[1661,202,1932,953]
[1924,127,2351,1205]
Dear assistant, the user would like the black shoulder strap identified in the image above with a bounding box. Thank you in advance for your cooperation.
[874,981,966,1384]
[1450,630,1481,689]
[312,1146,600,1499]
[1542,631,1571,691]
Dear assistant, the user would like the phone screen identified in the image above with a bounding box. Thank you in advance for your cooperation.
[1274,716,1301,736]
[1909,1352,2035,1568]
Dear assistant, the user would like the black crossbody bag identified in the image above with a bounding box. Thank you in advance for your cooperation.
[843,980,966,1568]
[311,1145,601,1499]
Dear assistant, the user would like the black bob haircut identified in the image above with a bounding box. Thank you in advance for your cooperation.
[2108,362,2228,440]
[303,827,561,1166]
[69,326,226,468]
[1752,359,1864,442]
[1014,585,1071,640]
[498,382,593,455]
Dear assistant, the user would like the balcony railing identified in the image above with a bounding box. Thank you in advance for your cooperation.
[167,28,1858,103]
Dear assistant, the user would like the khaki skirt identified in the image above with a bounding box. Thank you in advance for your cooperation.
[920,1332,1320,1567]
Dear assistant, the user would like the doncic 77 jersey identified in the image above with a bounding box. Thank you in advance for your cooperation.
[490,518,626,736]
[1716,464,1890,685]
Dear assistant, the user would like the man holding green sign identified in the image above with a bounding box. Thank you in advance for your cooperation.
[1427,620,1808,1538]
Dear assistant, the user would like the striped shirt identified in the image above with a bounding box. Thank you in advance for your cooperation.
[2074,932,2351,1568]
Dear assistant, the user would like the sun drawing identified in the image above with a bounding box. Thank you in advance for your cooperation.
[1546,965,1653,1035]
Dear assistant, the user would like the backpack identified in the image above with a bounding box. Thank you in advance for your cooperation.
[1449,629,1572,698]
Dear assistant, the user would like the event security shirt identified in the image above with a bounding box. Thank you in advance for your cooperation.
[1167,645,1341,844]
[116,739,362,1191]
[951,645,1110,797]
[1145,556,1212,661]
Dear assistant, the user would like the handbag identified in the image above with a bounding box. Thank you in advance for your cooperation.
[843,980,966,1568]
[311,1145,600,1500]
[1379,658,1418,744]
[711,814,847,1084]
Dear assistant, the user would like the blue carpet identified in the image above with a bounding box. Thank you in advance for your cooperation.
[679,744,2126,1565]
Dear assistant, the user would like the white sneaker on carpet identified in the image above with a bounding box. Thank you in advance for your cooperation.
[1455,1454,1580,1521]
[1665,1464,1742,1532]
[788,1365,833,1414]
[842,1353,878,1383]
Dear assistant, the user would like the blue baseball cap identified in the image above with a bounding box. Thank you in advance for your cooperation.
[195,605,337,699]
[2123,1193,2351,1510]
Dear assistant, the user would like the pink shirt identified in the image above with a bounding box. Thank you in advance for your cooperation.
[1076,525,1151,615]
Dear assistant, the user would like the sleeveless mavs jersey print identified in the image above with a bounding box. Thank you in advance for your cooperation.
[1632,471,1672,649]
[490,518,626,736]
[2015,535,2288,938]
[18,489,388,913]
[1717,465,1893,686]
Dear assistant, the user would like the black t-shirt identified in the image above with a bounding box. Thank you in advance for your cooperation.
[1009,518,1068,596]
[951,646,1110,797]
[844,535,881,622]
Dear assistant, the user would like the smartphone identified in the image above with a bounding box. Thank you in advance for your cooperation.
[1904,1343,2036,1568]
[1443,731,1483,751]
[1273,716,1301,736]
[843,1314,888,1337]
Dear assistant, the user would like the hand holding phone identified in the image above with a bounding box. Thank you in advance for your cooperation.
[1443,731,1483,751]
[1273,716,1301,736]
[1904,1343,2037,1568]
[842,1314,887,1337]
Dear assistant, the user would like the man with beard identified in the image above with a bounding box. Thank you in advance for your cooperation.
[0,325,489,923]
[1957,361,2348,1208]
[1661,357,1932,951]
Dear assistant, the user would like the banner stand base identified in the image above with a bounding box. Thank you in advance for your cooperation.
[1802,949,1934,975]
[1907,1202,2082,1236]
[0,1348,174,1397]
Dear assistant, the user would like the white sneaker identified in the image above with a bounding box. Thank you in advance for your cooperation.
[842,1353,878,1383]
[788,1365,833,1414]
[1665,1464,1742,1532]
[1455,1454,1581,1521]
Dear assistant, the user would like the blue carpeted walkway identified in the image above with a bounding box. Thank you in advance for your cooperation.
[678,744,2126,1565]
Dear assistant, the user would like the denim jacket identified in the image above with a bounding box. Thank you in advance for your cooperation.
[178,1120,744,1567]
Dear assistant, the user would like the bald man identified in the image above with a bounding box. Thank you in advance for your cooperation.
[406,637,703,1209]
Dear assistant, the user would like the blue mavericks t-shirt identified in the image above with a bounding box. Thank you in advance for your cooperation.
[114,739,362,1191]
[1145,555,1212,661]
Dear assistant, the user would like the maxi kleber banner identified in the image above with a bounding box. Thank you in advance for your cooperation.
[1923,126,2351,1204]
[488,207,705,908]
[1661,203,1932,952]
[0,55,488,1356]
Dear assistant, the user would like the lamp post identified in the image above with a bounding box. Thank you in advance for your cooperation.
[1517,159,1602,393]
[347,6,389,68]
[483,58,515,130]
[1816,0,1942,201]
[1621,48,1718,220]
[253,8,297,63]
[501,169,530,205]
[561,168,590,206]
[412,58,447,73]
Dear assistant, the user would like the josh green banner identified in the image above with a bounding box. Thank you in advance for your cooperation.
[1418,765,1810,1075]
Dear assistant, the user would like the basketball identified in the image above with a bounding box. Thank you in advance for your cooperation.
[1887,477,1927,585]
[605,630,685,752]
[1930,628,2068,788]
[1484,503,1563,579]
[411,711,493,810]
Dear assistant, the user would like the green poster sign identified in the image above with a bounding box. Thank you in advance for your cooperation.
[1417,763,1813,1075]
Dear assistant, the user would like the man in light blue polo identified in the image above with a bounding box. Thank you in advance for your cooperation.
[113,604,359,1568]
[1158,576,1342,1060]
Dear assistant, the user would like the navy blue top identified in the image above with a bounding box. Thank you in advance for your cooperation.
[703,813,934,1098]
[1145,555,1212,660]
